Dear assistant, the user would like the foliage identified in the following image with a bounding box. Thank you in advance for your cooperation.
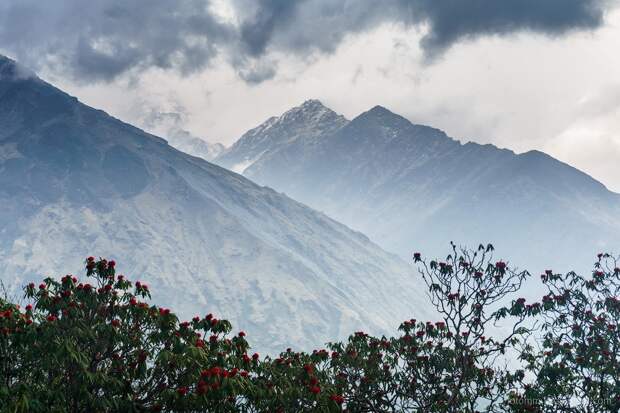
[1,246,619,412]
[505,254,620,412]
[0,258,340,412]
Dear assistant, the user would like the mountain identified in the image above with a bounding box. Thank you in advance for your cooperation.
[0,56,431,353]
[164,129,225,161]
[215,102,620,274]
[216,99,348,173]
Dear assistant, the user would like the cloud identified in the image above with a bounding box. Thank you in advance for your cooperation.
[237,62,278,84]
[237,0,611,58]
[0,0,233,82]
[0,0,613,83]
[411,0,607,57]
[238,0,305,56]
[0,55,37,80]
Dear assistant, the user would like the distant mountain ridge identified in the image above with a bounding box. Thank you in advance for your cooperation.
[215,100,620,274]
[0,56,431,353]
[163,129,225,161]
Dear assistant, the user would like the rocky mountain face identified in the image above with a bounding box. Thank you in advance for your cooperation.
[0,56,431,353]
[215,101,620,274]
[216,99,348,173]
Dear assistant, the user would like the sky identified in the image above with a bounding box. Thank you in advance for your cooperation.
[1,0,620,191]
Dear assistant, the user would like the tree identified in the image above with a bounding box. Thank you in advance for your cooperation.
[2,247,619,412]
[506,254,620,412]
[283,243,530,412]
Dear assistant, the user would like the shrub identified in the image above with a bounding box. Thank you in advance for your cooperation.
[0,258,342,412]
[1,246,619,412]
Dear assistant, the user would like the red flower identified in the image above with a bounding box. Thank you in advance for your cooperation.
[108,260,116,268]
[252,353,259,361]
[25,304,33,311]
[177,387,188,396]
[197,381,209,395]
[192,316,200,322]
[309,385,321,394]
[330,394,345,404]
[111,319,120,328]
[46,315,57,322]
[238,331,246,337]
[38,283,46,290]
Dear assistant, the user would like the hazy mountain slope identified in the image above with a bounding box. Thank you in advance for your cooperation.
[216,103,620,274]
[163,128,225,161]
[0,56,431,353]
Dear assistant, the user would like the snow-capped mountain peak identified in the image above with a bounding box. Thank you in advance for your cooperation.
[278,99,334,123]
[215,100,348,174]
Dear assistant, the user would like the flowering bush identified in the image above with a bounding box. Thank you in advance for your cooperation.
[1,246,619,412]
[505,254,620,411]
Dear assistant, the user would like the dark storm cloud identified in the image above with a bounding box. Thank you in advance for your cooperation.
[0,0,233,82]
[238,0,306,56]
[0,0,613,83]
[256,0,609,58]
[409,0,607,56]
